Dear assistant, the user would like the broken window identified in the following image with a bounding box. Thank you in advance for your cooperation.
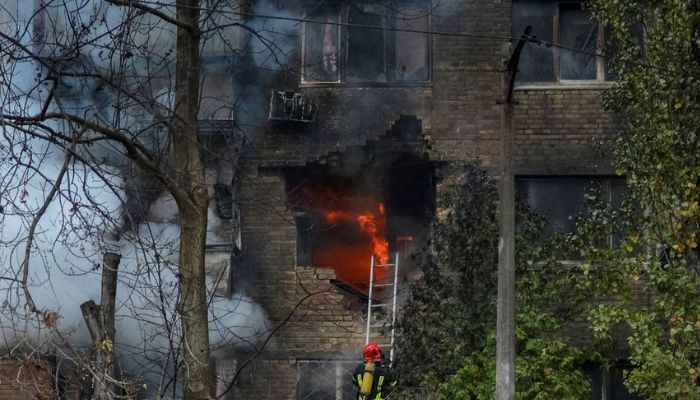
[347,5,386,82]
[213,184,233,219]
[513,1,611,84]
[393,8,430,82]
[302,2,430,84]
[297,360,356,400]
[303,8,340,82]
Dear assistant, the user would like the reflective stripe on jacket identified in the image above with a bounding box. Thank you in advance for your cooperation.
[352,362,396,400]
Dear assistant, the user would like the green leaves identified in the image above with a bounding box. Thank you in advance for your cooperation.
[574,1,700,398]
[395,165,593,399]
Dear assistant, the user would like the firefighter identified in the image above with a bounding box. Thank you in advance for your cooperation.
[352,342,396,400]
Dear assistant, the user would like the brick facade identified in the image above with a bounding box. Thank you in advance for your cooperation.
[223,1,621,399]
[0,1,623,398]
[0,359,58,400]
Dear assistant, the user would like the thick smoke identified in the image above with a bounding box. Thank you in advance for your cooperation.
[234,1,300,138]
[0,0,270,396]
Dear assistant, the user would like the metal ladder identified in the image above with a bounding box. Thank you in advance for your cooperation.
[365,252,400,366]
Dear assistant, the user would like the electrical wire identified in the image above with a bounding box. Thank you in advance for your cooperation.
[129,0,683,73]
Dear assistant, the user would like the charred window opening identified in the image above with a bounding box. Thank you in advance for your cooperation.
[302,7,340,82]
[513,1,615,84]
[347,6,386,82]
[302,2,430,84]
[393,7,430,82]
[286,153,434,291]
[213,184,233,219]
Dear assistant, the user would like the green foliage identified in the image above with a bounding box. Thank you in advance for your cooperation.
[567,1,700,398]
[395,165,593,399]
[395,166,499,390]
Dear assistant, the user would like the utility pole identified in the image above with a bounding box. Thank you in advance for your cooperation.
[496,26,531,400]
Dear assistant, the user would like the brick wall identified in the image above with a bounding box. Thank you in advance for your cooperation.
[512,88,619,175]
[0,359,58,400]
[224,1,624,399]
[231,170,373,399]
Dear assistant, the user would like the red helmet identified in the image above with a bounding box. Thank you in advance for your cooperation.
[363,342,383,362]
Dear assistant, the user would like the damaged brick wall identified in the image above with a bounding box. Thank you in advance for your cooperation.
[231,172,370,400]
[225,1,624,399]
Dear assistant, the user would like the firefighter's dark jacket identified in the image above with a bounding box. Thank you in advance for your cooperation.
[352,362,397,400]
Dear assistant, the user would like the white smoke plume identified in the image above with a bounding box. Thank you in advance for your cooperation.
[0,0,270,396]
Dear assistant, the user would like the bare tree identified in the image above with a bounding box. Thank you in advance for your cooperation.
[0,1,251,398]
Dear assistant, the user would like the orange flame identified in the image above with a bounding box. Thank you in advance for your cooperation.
[356,206,389,265]
[324,204,388,265]
[317,202,389,289]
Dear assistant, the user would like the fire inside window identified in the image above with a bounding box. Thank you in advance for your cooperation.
[512,1,637,83]
[301,2,430,84]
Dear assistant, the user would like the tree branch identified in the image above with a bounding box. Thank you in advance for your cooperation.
[105,0,194,31]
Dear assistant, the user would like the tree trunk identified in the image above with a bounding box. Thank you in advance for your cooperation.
[173,1,210,399]
[80,252,122,400]
[100,252,121,397]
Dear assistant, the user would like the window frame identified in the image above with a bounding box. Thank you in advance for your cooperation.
[516,176,628,253]
[513,1,612,87]
[300,2,432,87]
[296,360,357,400]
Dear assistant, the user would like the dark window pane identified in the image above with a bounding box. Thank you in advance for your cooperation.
[610,365,643,400]
[516,178,598,240]
[303,9,340,82]
[559,4,597,80]
[610,181,627,210]
[394,10,429,82]
[213,184,233,219]
[298,361,337,400]
[513,2,554,82]
[603,26,618,81]
[582,362,603,400]
[347,6,386,82]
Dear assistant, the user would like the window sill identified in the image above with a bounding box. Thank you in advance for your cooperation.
[515,81,614,91]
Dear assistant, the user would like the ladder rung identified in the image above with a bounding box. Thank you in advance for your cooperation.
[369,324,393,328]
[374,263,395,267]
[372,284,393,287]
[371,303,389,308]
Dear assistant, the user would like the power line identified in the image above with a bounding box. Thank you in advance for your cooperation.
[134,0,650,66]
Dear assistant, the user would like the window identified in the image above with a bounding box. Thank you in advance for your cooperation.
[513,1,611,84]
[213,184,233,219]
[516,177,627,244]
[583,362,643,400]
[297,360,356,400]
[302,2,430,84]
